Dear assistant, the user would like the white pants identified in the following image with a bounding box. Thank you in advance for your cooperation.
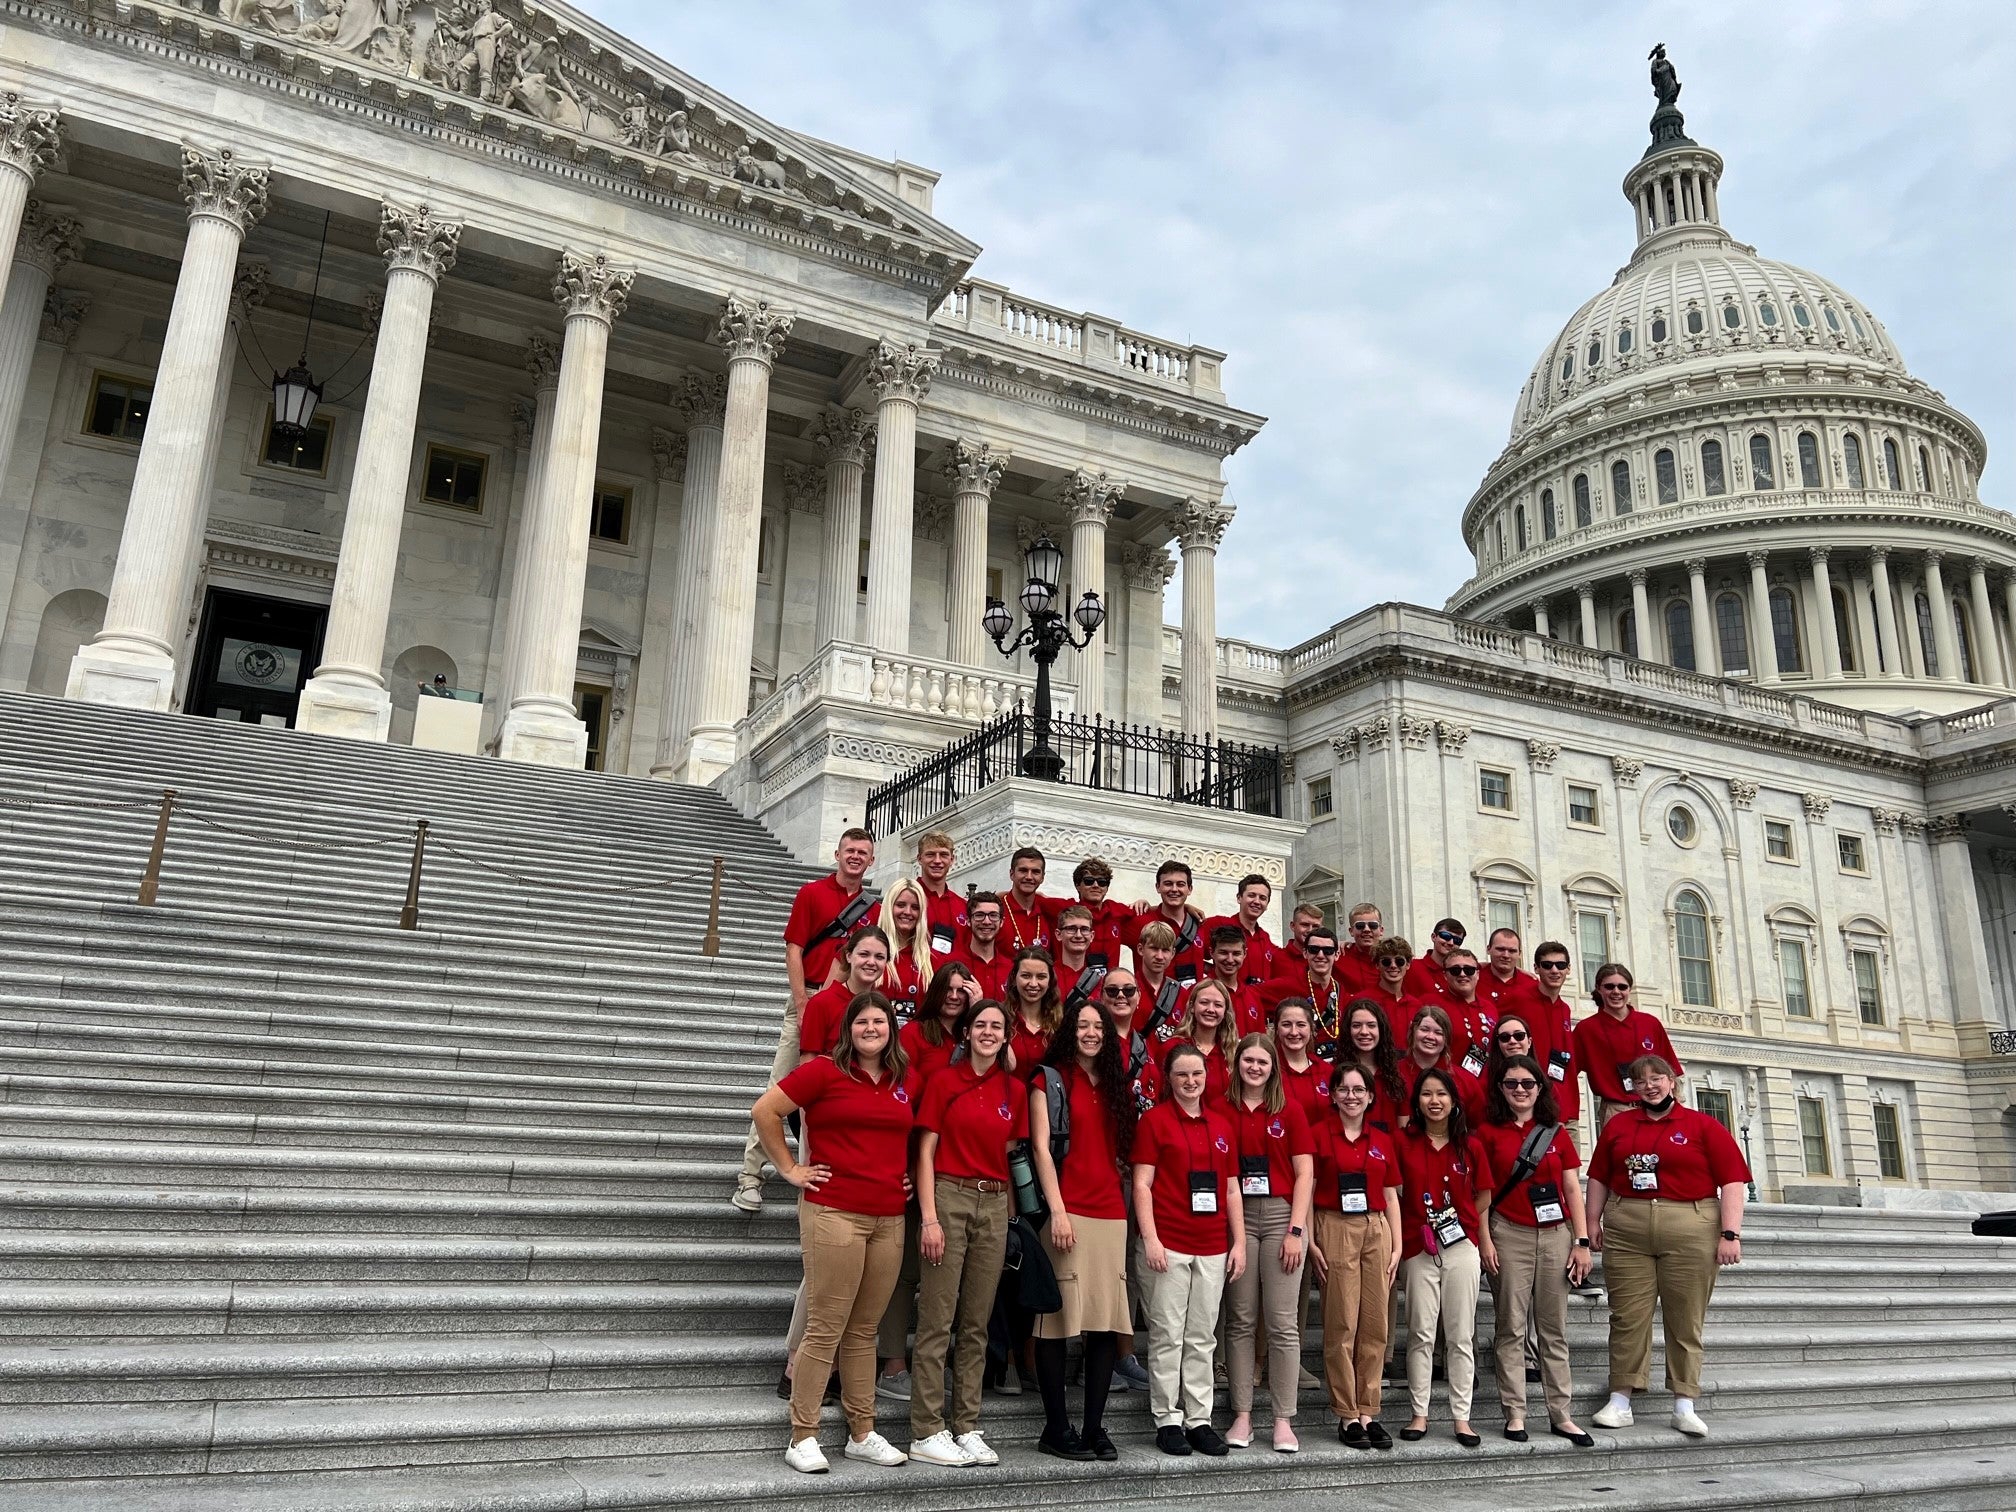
[1140,1245,1227,1429]
[1405,1243,1481,1421]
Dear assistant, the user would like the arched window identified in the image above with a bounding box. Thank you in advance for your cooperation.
[1573,473,1592,527]
[1541,488,1557,539]
[1701,439,1727,496]
[1832,587,1857,673]
[1914,592,1939,676]
[1918,446,1933,491]
[1954,600,1977,682]
[1771,586,1804,672]
[1617,325,1634,355]
[1514,504,1529,551]
[1843,433,1865,489]
[1619,609,1638,658]
[1494,519,1505,562]
[1716,592,1749,673]
[1666,599,1696,671]
[1750,433,1776,490]
[1674,891,1715,1006]
[1797,431,1822,489]
[1883,437,1903,490]
[1611,459,1632,516]
[1655,448,1678,504]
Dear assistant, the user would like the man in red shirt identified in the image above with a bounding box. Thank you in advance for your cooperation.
[1000,847,1053,956]
[1040,857,1132,970]
[951,893,1012,1001]
[914,829,965,959]
[1434,949,1495,1076]
[1206,925,1267,1036]
[735,827,876,1211]
[1053,904,1107,1012]
[1574,967,1681,1134]
[1520,941,1580,1130]
[1261,925,1344,1054]
[1403,918,1468,1002]
[1334,903,1386,995]
[1124,860,1207,985]
[1481,928,1538,1016]
[1270,903,1325,982]
[1203,873,1279,985]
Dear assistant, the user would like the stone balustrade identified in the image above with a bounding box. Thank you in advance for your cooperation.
[935,278,1224,397]
[1161,626,1285,683]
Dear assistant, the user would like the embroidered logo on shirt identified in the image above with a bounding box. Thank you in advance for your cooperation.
[998,1103,1012,1121]
[1316,1080,1330,1098]
[1669,1131,1690,1146]
[892,1086,910,1104]
[1268,1118,1286,1139]
[1214,1135,1230,1154]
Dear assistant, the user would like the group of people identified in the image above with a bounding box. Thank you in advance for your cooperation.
[742,828,1751,1473]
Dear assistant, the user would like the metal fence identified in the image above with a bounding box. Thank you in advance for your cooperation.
[865,705,1284,837]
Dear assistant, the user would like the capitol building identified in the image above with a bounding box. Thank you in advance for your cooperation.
[0,1,2011,1203]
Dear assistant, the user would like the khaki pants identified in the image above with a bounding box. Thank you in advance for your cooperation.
[910,1180,1009,1439]
[1404,1242,1480,1421]
[791,1204,904,1440]
[876,1206,922,1361]
[1490,1214,1573,1423]
[1314,1209,1392,1420]
[1603,1196,1720,1400]
[1140,1245,1227,1429]
[738,998,804,1191]
[1223,1197,1303,1420]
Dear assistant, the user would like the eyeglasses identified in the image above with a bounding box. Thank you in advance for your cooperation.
[1350,921,1382,932]
[1435,930,1465,945]
[1305,945,1337,956]
[1336,1086,1369,1097]
[1059,925,1094,936]
[1445,966,1479,978]
[970,911,1002,923]
[1536,960,1570,972]
[1102,985,1139,999]
[1500,1077,1539,1091]
[1496,1029,1530,1043]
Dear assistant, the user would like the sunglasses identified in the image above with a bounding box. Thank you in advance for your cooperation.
[1445,966,1479,978]
[1306,945,1337,956]
[1598,981,1633,992]
[1435,931,1465,945]
[1376,957,1408,968]
[1500,1077,1539,1091]
[1537,960,1570,971]
[1350,921,1382,932]
[1496,1029,1530,1042]
[1102,985,1139,999]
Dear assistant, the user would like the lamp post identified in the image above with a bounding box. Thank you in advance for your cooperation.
[983,532,1104,780]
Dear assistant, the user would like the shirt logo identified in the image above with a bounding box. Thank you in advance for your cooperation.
[1453,1158,1470,1176]
[1669,1131,1690,1146]
[1316,1079,1330,1098]
[998,1103,1012,1121]
[1369,1147,1388,1161]
[1267,1118,1285,1139]
[1214,1135,1230,1154]
[1641,1037,1656,1050]
[892,1085,910,1104]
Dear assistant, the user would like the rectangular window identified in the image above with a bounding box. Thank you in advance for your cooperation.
[1567,783,1599,827]
[1797,1096,1831,1176]
[1487,899,1520,938]
[1837,833,1867,874]
[589,483,631,545]
[1852,949,1884,1025]
[1764,819,1795,861]
[1308,775,1333,818]
[1575,911,1610,994]
[261,408,333,475]
[1479,768,1512,812]
[422,445,487,512]
[1872,1101,1907,1180]
[1696,1086,1734,1134]
[85,373,152,441]
[1778,938,1812,1018]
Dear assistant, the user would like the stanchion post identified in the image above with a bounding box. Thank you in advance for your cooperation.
[398,819,430,931]
[136,788,178,906]
[701,855,725,957]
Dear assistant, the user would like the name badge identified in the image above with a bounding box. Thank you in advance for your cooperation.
[1427,1203,1467,1251]
[1240,1155,1271,1198]
[929,923,957,955]
[1337,1171,1368,1214]
[1617,1064,1635,1093]
[1547,1049,1571,1083]
[1626,1152,1660,1193]
[1528,1180,1565,1226]
[1460,1044,1486,1078]
[1188,1170,1220,1214]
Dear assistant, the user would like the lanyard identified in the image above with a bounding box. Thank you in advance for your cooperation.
[1177,1108,1213,1171]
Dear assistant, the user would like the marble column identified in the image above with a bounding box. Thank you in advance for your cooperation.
[1063,466,1123,719]
[1809,548,1842,681]
[1120,541,1175,724]
[1530,600,1550,637]
[68,146,269,711]
[1173,495,1234,735]
[862,339,938,654]
[811,405,873,651]
[0,201,79,502]
[1685,558,1720,675]
[0,97,60,281]
[650,371,727,777]
[1747,551,1777,682]
[486,340,561,745]
[1967,558,2007,688]
[679,296,793,784]
[1628,569,1651,661]
[1924,551,1961,682]
[625,427,685,776]
[1869,547,1903,680]
[497,251,634,766]
[1574,581,1597,647]
[943,437,1005,668]
[298,204,463,741]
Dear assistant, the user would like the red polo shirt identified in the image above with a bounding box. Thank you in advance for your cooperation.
[899,1018,958,1087]
[1008,1011,1057,1079]
[1124,907,1208,986]
[1474,1119,1582,1227]
[776,1057,917,1217]
[950,944,1011,1003]
[1205,975,1266,1037]
[1310,1118,1400,1212]
[1204,915,1279,984]
[784,873,869,989]
[1271,939,1312,981]
[1336,944,1382,996]
[1520,989,1580,1121]
[798,981,859,1057]
[882,953,924,1020]
[1428,999,1497,1071]
[919,1059,1028,1182]
[1574,1008,1681,1104]
[1481,967,1538,1017]
[1589,1105,1748,1202]
[1131,976,1189,1040]
[918,884,966,958]
[1055,958,1104,1012]
[1047,1063,1127,1219]
[1164,1037,1230,1105]
[1278,1056,1332,1129]
[1261,972,1343,1048]
[1041,895,1132,970]
[1397,1056,1486,1128]
[1228,1095,1313,1201]
[1000,893,1051,955]
[1135,1100,1238,1256]
[1403,954,1456,1003]
[1122,1032,1165,1114]
[1395,1129,1495,1258]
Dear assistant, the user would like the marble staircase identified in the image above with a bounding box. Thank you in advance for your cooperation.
[0,691,2013,1509]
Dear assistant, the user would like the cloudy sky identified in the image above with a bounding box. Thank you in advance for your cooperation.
[594,0,2015,650]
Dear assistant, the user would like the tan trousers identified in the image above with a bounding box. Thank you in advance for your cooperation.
[910,1180,1009,1438]
[791,1204,904,1440]
[1314,1209,1392,1420]
[1140,1245,1227,1428]
[1490,1214,1574,1423]
[1603,1196,1721,1400]
[1404,1242,1480,1421]
[876,1206,922,1360]
[1223,1197,1303,1419]
[738,997,804,1191]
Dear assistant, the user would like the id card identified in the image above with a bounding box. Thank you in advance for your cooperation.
[1548,1049,1571,1083]
[1460,1044,1486,1078]
[929,923,958,955]
[1188,1171,1220,1214]
[1617,1064,1635,1094]
[1528,1180,1565,1226]
[1428,1204,1467,1250]
[1239,1156,1271,1199]
[1625,1152,1659,1193]
[1337,1172,1368,1214]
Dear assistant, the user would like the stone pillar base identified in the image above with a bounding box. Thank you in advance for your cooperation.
[65,640,177,713]
[497,701,588,767]
[678,725,736,786]
[295,672,392,743]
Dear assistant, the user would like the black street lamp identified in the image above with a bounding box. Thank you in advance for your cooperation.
[984,532,1103,780]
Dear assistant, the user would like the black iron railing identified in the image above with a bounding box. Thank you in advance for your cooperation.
[865,705,1284,837]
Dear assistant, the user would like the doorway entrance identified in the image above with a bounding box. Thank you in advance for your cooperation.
[573,683,609,772]
[188,588,328,728]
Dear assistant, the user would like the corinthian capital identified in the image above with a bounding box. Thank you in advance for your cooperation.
[1172,495,1235,551]
[1121,540,1177,592]
[553,250,634,323]
[811,405,875,469]
[0,95,60,180]
[17,200,81,278]
[1063,467,1125,526]
[673,371,728,428]
[715,295,794,366]
[379,202,463,281]
[866,338,938,403]
[944,437,1007,497]
[231,260,271,316]
[179,145,270,233]
[524,334,561,391]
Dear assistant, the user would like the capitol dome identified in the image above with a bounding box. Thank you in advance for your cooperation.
[1448,62,2005,717]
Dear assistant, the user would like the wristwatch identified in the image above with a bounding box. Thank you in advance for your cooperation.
[1574,1237,1591,1248]
[1720,1229,1741,1241]
[1288,1225,1305,1238]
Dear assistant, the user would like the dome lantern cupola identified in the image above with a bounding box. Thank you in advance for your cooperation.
[1622,46,1730,261]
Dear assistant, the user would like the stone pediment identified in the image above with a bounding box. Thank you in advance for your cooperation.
[131,0,978,282]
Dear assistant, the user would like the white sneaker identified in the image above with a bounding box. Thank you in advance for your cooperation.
[1672,1408,1709,1438]
[784,1437,828,1473]
[845,1431,909,1466]
[730,1183,763,1213]
[1592,1401,1634,1430]
[908,1430,974,1467]
[954,1430,999,1466]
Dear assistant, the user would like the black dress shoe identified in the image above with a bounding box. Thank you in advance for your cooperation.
[1454,1430,1481,1448]
[1503,1425,1529,1442]
[1084,1426,1118,1461]
[1339,1420,1370,1450]
[1525,1365,1542,1383]
[1398,1425,1427,1442]
[1551,1424,1596,1448]
[1383,1360,1406,1381]
[1038,1427,1096,1461]
[1156,1425,1192,1457]
[1187,1424,1230,1457]
[1366,1420,1393,1450]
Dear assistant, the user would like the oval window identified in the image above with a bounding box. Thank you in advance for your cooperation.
[1667,805,1698,846]
[1722,303,1742,330]
[1759,301,1779,327]
[1651,316,1669,343]
[1824,305,1842,332]
[1617,326,1634,354]
[1587,339,1603,368]
[1687,308,1705,335]
[1792,302,1812,328]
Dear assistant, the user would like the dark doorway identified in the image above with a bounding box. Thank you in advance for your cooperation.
[187,588,327,728]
